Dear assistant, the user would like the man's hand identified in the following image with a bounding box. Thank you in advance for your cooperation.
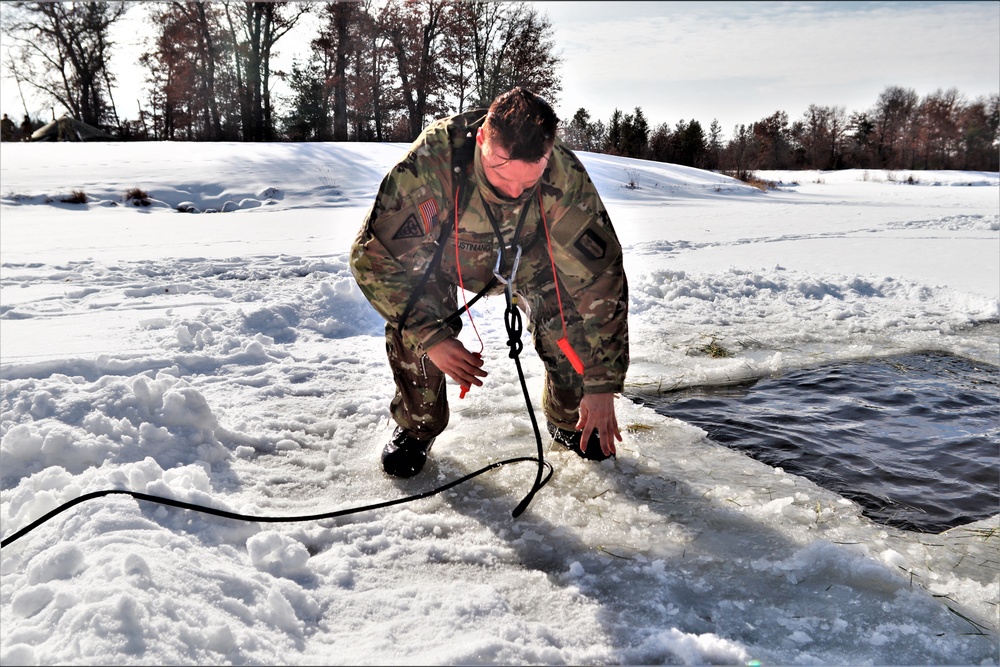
[426,337,487,389]
[576,393,622,457]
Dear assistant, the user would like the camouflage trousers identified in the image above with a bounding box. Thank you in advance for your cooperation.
[386,292,585,440]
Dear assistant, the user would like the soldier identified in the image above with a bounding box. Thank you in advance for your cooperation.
[350,87,629,478]
[19,115,33,141]
[0,114,14,141]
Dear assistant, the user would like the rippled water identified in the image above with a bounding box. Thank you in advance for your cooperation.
[632,353,999,533]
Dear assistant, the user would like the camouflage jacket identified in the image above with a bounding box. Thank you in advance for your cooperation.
[350,110,629,394]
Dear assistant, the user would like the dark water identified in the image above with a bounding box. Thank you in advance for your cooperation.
[631,353,999,533]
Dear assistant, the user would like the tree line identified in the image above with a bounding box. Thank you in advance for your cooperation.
[562,86,999,173]
[1,0,560,143]
[3,1,997,172]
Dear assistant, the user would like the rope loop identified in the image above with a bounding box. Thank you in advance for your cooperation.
[504,303,524,358]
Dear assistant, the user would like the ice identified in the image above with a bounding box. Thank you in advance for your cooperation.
[0,142,997,664]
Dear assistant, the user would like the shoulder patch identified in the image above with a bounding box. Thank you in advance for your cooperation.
[574,229,607,261]
[393,214,425,240]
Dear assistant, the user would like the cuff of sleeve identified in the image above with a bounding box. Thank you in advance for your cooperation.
[583,377,625,395]
[408,325,455,357]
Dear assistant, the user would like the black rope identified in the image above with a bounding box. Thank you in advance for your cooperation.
[479,186,551,517]
[444,275,499,326]
[1,454,553,549]
[2,231,555,548]
[504,299,550,517]
[3,146,558,549]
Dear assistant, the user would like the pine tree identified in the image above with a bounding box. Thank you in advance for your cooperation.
[648,122,673,163]
[561,107,592,151]
[675,119,706,168]
[623,106,649,158]
[706,119,723,170]
[606,108,623,155]
[282,59,331,141]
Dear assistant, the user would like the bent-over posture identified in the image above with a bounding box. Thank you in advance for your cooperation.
[350,88,629,477]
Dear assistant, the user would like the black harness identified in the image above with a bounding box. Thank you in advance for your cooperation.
[395,111,551,516]
[397,110,536,335]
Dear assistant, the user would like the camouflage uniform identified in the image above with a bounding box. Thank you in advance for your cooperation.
[350,110,629,440]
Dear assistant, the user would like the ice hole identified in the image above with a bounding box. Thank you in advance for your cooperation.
[632,352,999,533]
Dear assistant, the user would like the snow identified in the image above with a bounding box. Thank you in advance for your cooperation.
[1,141,997,665]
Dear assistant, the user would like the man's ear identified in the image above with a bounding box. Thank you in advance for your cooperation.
[476,126,484,146]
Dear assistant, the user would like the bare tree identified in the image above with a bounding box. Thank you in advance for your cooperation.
[751,110,792,169]
[383,0,451,140]
[722,124,756,181]
[142,1,237,141]
[916,88,963,169]
[329,1,353,141]
[490,4,560,103]
[871,85,919,168]
[223,1,310,141]
[353,0,403,140]
[449,1,561,110]
[795,104,848,170]
[192,1,226,139]
[311,1,368,141]
[958,93,1000,171]
[2,1,129,130]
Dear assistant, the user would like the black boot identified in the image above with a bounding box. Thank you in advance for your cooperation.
[382,427,435,478]
[547,421,615,461]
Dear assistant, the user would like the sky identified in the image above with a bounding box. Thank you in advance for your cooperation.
[1,1,998,138]
[536,0,1000,133]
[1,139,998,665]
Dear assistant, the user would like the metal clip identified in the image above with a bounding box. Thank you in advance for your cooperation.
[493,244,522,287]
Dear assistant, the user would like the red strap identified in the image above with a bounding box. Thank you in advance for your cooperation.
[539,191,584,375]
[453,188,584,390]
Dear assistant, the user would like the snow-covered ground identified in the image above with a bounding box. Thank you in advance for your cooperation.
[1,141,997,665]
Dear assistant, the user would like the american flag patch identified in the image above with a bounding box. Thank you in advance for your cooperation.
[417,198,439,233]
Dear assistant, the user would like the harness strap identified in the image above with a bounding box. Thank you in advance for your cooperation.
[396,112,485,334]
[396,214,453,335]
[479,189,534,286]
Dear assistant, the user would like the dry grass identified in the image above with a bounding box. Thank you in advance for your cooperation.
[123,187,151,206]
[725,169,778,191]
[743,175,778,191]
[698,339,733,358]
[60,190,88,204]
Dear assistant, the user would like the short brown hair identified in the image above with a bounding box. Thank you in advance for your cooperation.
[484,87,559,162]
